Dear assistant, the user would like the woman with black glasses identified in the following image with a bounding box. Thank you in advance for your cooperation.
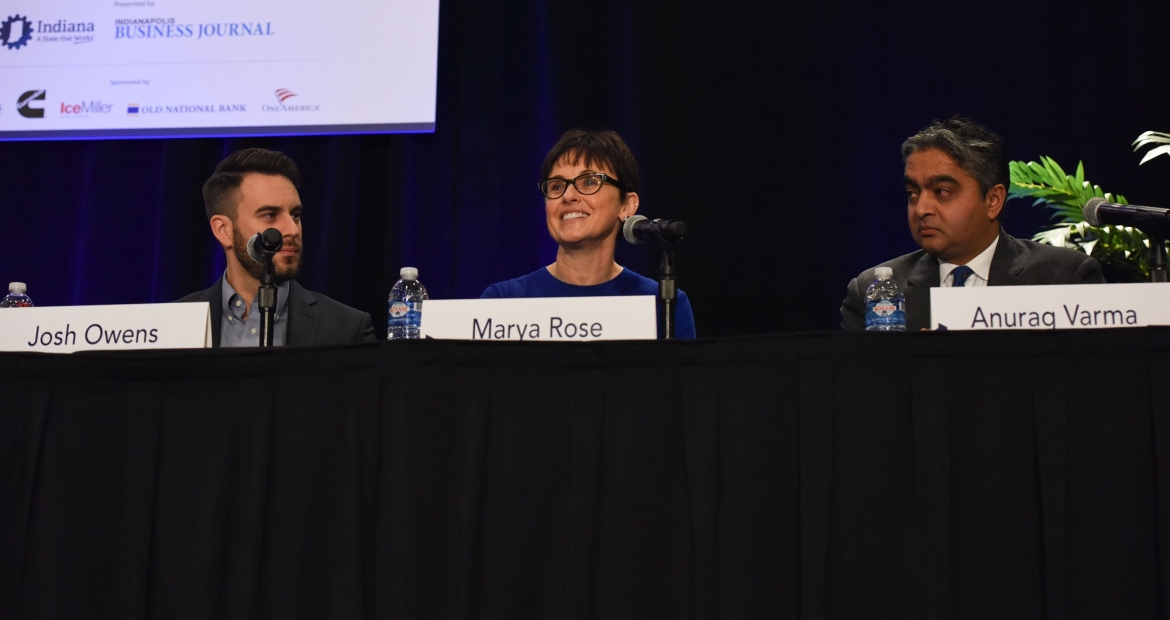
[480,129,696,339]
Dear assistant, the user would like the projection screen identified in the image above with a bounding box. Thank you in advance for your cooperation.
[0,0,439,140]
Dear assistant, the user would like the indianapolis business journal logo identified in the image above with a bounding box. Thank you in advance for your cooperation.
[17,90,46,118]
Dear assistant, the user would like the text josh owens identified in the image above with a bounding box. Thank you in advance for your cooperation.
[26,323,159,347]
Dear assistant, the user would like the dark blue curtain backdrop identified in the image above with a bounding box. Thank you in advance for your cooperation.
[3,0,1170,335]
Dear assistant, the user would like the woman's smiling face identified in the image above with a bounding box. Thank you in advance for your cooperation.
[544,155,637,249]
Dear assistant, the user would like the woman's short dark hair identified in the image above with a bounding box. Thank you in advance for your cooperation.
[901,116,1008,197]
[541,129,640,202]
[202,148,302,220]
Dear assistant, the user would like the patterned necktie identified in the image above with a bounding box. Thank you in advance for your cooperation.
[950,265,975,287]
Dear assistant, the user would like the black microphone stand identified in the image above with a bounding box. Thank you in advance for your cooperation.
[1150,232,1168,283]
[258,258,277,347]
[659,248,677,340]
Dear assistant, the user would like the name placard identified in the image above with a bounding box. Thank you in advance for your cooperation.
[420,296,657,341]
[930,283,1170,331]
[0,303,212,353]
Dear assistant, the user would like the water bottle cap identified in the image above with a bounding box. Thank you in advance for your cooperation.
[399,267,418,280]
[874,267,893,280]
[8,282,26,294]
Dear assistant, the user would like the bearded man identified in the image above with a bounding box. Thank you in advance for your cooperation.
[179,148,375,347]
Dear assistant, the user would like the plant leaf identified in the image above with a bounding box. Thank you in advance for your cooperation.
[1138,144,1170,165]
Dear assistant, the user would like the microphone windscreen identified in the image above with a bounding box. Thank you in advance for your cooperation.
[246,233,263,263]
[1083,196,1105,227]
[623,214,647,245]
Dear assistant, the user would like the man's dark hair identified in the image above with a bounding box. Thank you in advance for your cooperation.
[202,148,302,220]
[541,129,640,202]
[901,116,1008,197]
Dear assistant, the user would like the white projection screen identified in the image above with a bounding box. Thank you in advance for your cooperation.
[0,0,439,140]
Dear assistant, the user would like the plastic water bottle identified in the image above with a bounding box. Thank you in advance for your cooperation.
[864,267,905,331]
[387,267,428,339]
[0,282,33,308]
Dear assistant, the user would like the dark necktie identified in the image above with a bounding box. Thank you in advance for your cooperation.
[950,265,975,287]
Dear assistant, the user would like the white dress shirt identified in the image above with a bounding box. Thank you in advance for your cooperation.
[939,235,999,287]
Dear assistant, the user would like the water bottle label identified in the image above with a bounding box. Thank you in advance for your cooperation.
[389,301,410,318]
[865,300,905,327]
[869,300,899,317]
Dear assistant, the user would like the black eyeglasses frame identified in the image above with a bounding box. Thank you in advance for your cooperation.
[537,172,625,199]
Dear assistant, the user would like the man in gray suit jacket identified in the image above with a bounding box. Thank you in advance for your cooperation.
[178,148,375,347]
[841,117,1105,331]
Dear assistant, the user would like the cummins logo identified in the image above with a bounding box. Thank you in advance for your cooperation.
[17,90,45,118]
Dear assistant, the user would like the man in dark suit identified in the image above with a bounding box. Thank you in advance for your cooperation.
[178,148,375,347]
[841,117,1105,331]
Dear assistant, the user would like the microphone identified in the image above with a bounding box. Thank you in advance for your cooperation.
[246,228,283,263]
[1083,197,1170,235]
[623,215,687,245]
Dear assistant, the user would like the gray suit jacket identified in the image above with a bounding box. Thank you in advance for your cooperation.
[178,277,376,347]
[841,230,1106,331]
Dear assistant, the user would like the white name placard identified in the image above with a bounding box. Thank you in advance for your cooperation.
[420,296,657,341]
[0,302,212,353]
[930,283,1170,331]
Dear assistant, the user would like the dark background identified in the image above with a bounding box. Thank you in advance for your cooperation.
[3,0,1170,336]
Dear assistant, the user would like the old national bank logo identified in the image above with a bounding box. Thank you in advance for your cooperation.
[1,14,96,50]
[263,88,320,113]
[128,102,248,115]
[17,90,45,118]
[114,18,275,40]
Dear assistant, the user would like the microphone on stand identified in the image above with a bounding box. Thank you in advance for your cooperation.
[621,214,687,339]
[623,215,687,245]
[247,228,283,263]
[1083,197,1170,283]
[246,228,283,347]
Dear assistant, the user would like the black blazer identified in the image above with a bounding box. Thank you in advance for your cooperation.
[177,277,377,347]
[841,230,1106,331]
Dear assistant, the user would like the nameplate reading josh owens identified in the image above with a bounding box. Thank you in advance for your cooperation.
[26,323,159,348]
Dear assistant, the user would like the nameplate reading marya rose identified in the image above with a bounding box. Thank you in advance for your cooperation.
[0,302,212,353]
[930,283,1170,331]
[419,296,657,341]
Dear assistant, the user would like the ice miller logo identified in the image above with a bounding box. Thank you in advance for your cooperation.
[274,89,296,104]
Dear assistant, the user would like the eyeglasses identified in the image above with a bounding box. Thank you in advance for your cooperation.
[538,173,624,199]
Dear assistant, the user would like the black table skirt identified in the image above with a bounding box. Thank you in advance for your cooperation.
[3,329,1169,619]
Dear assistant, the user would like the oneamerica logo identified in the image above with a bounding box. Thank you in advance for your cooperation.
[262,88,321,112]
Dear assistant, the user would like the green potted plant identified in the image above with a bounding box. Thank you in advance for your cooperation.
[1008,132,1170,282]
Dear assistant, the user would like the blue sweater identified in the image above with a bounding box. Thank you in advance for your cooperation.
[480,267,696,340]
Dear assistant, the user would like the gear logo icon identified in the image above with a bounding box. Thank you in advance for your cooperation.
[1,15,34,51]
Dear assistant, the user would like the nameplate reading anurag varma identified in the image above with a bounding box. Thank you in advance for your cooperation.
[930,283,1170,331]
